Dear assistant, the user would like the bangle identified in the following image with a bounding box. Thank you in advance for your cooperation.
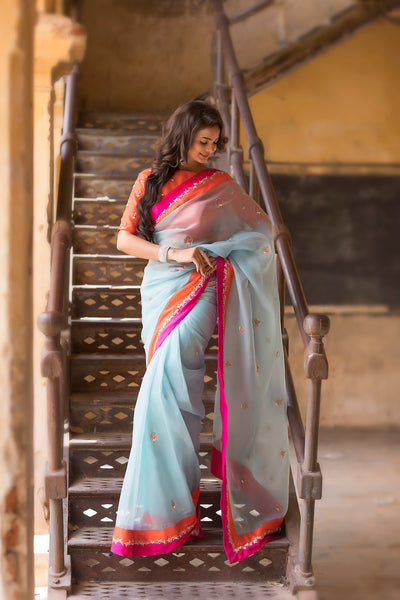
[158,245,170,263]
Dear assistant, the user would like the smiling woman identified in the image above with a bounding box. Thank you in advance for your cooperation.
[111,100,289,564]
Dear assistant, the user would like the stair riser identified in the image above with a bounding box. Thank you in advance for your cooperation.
[73,199,126,226]
[70,359,217,393]
[69,497,222,530]
[77,154,152,176]
[71,322,218,355]
[71,288,141,319]
[73,227,119,254]
[73,257,146,286]
[74,176,133,200]
[77,114,164,130]
[69,446,214,480]
[70,400,216,435]
[69,547,287,583]
[77,133,158,154]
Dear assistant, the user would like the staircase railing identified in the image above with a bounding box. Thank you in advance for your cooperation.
[37,58,80,596]
[212,0,330,590]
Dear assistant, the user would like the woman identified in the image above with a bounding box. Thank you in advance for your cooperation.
[110,101,289,564]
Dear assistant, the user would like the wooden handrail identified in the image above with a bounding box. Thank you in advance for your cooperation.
[37,57,80,592]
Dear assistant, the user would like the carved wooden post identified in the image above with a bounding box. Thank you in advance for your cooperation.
[297,313,330,579]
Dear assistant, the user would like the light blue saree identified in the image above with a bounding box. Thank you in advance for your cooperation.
[111,168,289,563]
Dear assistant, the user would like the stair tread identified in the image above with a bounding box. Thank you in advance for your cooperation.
[70,352,217,362]
[68,581,294,600]
[69,476,221,496]
[76,128,161,138]
[68,526,288,550]
[70,390,217,403]
[69,431,213,449]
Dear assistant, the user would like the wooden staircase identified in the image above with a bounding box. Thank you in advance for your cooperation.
[65,112,296,598]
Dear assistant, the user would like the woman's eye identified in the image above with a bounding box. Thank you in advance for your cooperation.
[200,141,207,145]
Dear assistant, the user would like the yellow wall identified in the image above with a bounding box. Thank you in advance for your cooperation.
[245,19,400,166]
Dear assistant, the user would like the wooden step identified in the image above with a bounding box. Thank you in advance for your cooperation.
[70,353,217,394]
[77,112,166,131]
[73,256,146,286]
[73,198,126,226]
[67,581,294,600]
[67,527,288,583]
[69,432,215,480]
[71,287,142,319]
[74,174,134,200]
[76,130,158,154]
[73,225,119,254]
[69,391,216,435]
[76,152,153,176]
[68,477,222,530]
[71,319,143,354]
[71,319,218,354]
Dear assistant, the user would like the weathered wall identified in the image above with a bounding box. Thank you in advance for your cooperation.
[246,17,400,165]
[0,0,35,598]
[286,308,400,428]
[77,0,246,112]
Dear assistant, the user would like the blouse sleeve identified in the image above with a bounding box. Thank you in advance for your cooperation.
[118,168,152,234]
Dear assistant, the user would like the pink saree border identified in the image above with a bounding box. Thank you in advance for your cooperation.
[150,168,221,223]
[151,271,215,361]
[214,257,283,563]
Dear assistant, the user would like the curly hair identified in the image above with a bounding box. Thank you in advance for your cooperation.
[136,100,227,241]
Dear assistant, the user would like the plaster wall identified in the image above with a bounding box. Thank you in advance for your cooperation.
[0,0,35,597]
[245,18,400,166]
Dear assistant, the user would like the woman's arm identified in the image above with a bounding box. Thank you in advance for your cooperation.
[117,230,215,276]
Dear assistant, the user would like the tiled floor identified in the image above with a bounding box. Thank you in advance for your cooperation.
[35,428,399,599]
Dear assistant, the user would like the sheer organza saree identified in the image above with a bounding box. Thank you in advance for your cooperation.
[111,168,289,563]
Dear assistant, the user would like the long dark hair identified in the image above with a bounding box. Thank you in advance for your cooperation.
[136,100,227,241]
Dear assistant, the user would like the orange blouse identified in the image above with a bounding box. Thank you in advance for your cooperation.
[118,168,200,235]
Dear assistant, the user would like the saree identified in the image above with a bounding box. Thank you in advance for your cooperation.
[111,168,289,564]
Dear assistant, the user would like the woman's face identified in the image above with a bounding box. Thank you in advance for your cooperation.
[185,125,221,171]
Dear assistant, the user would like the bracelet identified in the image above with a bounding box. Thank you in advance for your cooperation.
[158,245,170,263]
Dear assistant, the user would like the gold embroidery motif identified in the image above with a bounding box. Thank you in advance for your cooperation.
[275,504,283,512]
[253,319,261,327]
[275,399,283,406]
[241,402,248,410]
[171,500,176,509]
[262,246,270,253]
[280,450,286,458]
[224,360,232,367]
[216,198,224,207]
[256,365,260,373]
[150,432,157,441]
[240,478,247,486]
[184,236,193,244]
[239,325,244,333]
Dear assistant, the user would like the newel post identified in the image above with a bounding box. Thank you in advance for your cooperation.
[297,313,330,580]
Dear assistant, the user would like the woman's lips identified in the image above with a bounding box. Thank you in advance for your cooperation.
[200,153,209,159]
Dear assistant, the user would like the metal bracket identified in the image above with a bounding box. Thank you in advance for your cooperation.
[44,460,67,500]
[297,463,322,500]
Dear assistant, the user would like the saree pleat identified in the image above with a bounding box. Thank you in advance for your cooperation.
[111,169,289,563]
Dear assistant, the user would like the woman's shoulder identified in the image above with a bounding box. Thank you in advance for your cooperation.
[136,167,152,184]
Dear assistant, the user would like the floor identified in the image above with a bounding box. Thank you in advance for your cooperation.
[312,428,399,600]
[35,428,400,599]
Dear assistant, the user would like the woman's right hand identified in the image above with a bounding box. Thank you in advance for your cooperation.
[168,247,216,277]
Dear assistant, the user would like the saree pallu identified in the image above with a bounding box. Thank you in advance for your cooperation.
[111,168,289,563]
